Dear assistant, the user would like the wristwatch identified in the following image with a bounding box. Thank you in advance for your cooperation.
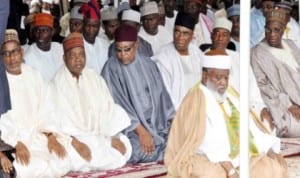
[228,168,236,176]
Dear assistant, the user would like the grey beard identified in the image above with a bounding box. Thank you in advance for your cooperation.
[205,80,227,103]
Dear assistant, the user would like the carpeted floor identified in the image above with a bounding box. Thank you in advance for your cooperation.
[286,156,300,178]
[281,138,300,178]
[62,138,300,178]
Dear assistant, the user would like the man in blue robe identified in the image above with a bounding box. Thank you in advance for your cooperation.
[102,25,175,163]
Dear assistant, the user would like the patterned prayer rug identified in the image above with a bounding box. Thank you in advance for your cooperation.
[286,156,300,178]
[281,138,300,157]
[281,138,300,178]
[63,161,167,178]
[62,138,300,178]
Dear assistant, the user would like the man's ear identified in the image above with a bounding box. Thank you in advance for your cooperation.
[63,54,67,64]
[201,70,208,85]
[135,40,139,49]
[51,28,55,37]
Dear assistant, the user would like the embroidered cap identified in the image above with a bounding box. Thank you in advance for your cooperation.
[63,32,84,52]
[34,13,54,28]
[4,29,20,44]
[266,9,288,25]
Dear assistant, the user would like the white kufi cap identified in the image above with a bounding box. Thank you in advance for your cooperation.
[122,9,141,23]
[202,53,231,69]
[70,6,83,20]
[214,17,232,32]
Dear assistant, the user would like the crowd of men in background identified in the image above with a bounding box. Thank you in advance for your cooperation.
[0,0,299,177]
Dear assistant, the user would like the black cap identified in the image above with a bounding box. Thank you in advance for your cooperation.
[174,11,196,31]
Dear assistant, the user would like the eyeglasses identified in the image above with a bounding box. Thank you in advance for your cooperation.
[1,47,21,58]
[265,27,283,34]
[115,43,135,53]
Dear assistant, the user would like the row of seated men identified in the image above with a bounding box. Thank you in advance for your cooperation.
[0,6,292,178]
[23,0,300,139]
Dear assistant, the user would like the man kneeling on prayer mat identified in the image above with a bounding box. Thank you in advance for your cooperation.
[102,25,175,163]
[45,32,132,172]
[0,29,69,177]
[164,49,288,178]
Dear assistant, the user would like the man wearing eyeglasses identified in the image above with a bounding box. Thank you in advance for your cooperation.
[102,25,175,163]
[0,29,69,177]
[24,13,64,82]
[251,9,300,137]
[108,9,154,58]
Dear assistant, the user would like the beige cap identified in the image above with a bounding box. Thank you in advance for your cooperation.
[140,1,159,17]
[214,17,232,32]
[101,6,118,21]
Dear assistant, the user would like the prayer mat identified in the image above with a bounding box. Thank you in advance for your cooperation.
[63,161,167,178]
[281,137,300,157]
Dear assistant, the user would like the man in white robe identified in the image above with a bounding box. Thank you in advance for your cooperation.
[163,0,178,35]
[204,17,240,94]
[48,32,132,172]
[98,6,119,45]
[138,1,173,54]
[153,12,203,109]
[79,0,109,74]
[24,13,64,82]
[164,50,287,178]
[184,0,213,47]
[69,6,84,34]
[0,29,69,178]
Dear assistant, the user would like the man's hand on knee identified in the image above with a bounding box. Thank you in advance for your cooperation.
[0,152,13,173]
[111,138,126,155]
[71,137,92,162]
[46,133,67,159]
[15,141,30,166]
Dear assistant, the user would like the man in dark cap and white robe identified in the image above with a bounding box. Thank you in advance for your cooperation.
[153,12,203,109]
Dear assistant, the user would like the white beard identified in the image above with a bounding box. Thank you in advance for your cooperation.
[205,80,227,103]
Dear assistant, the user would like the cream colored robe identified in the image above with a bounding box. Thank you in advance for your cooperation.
[0,64,69,178]
[138,25,173,55]
[164,84,287,178]
[47,66,132,172]
[24,42,64,82]
[153,42,203,109]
